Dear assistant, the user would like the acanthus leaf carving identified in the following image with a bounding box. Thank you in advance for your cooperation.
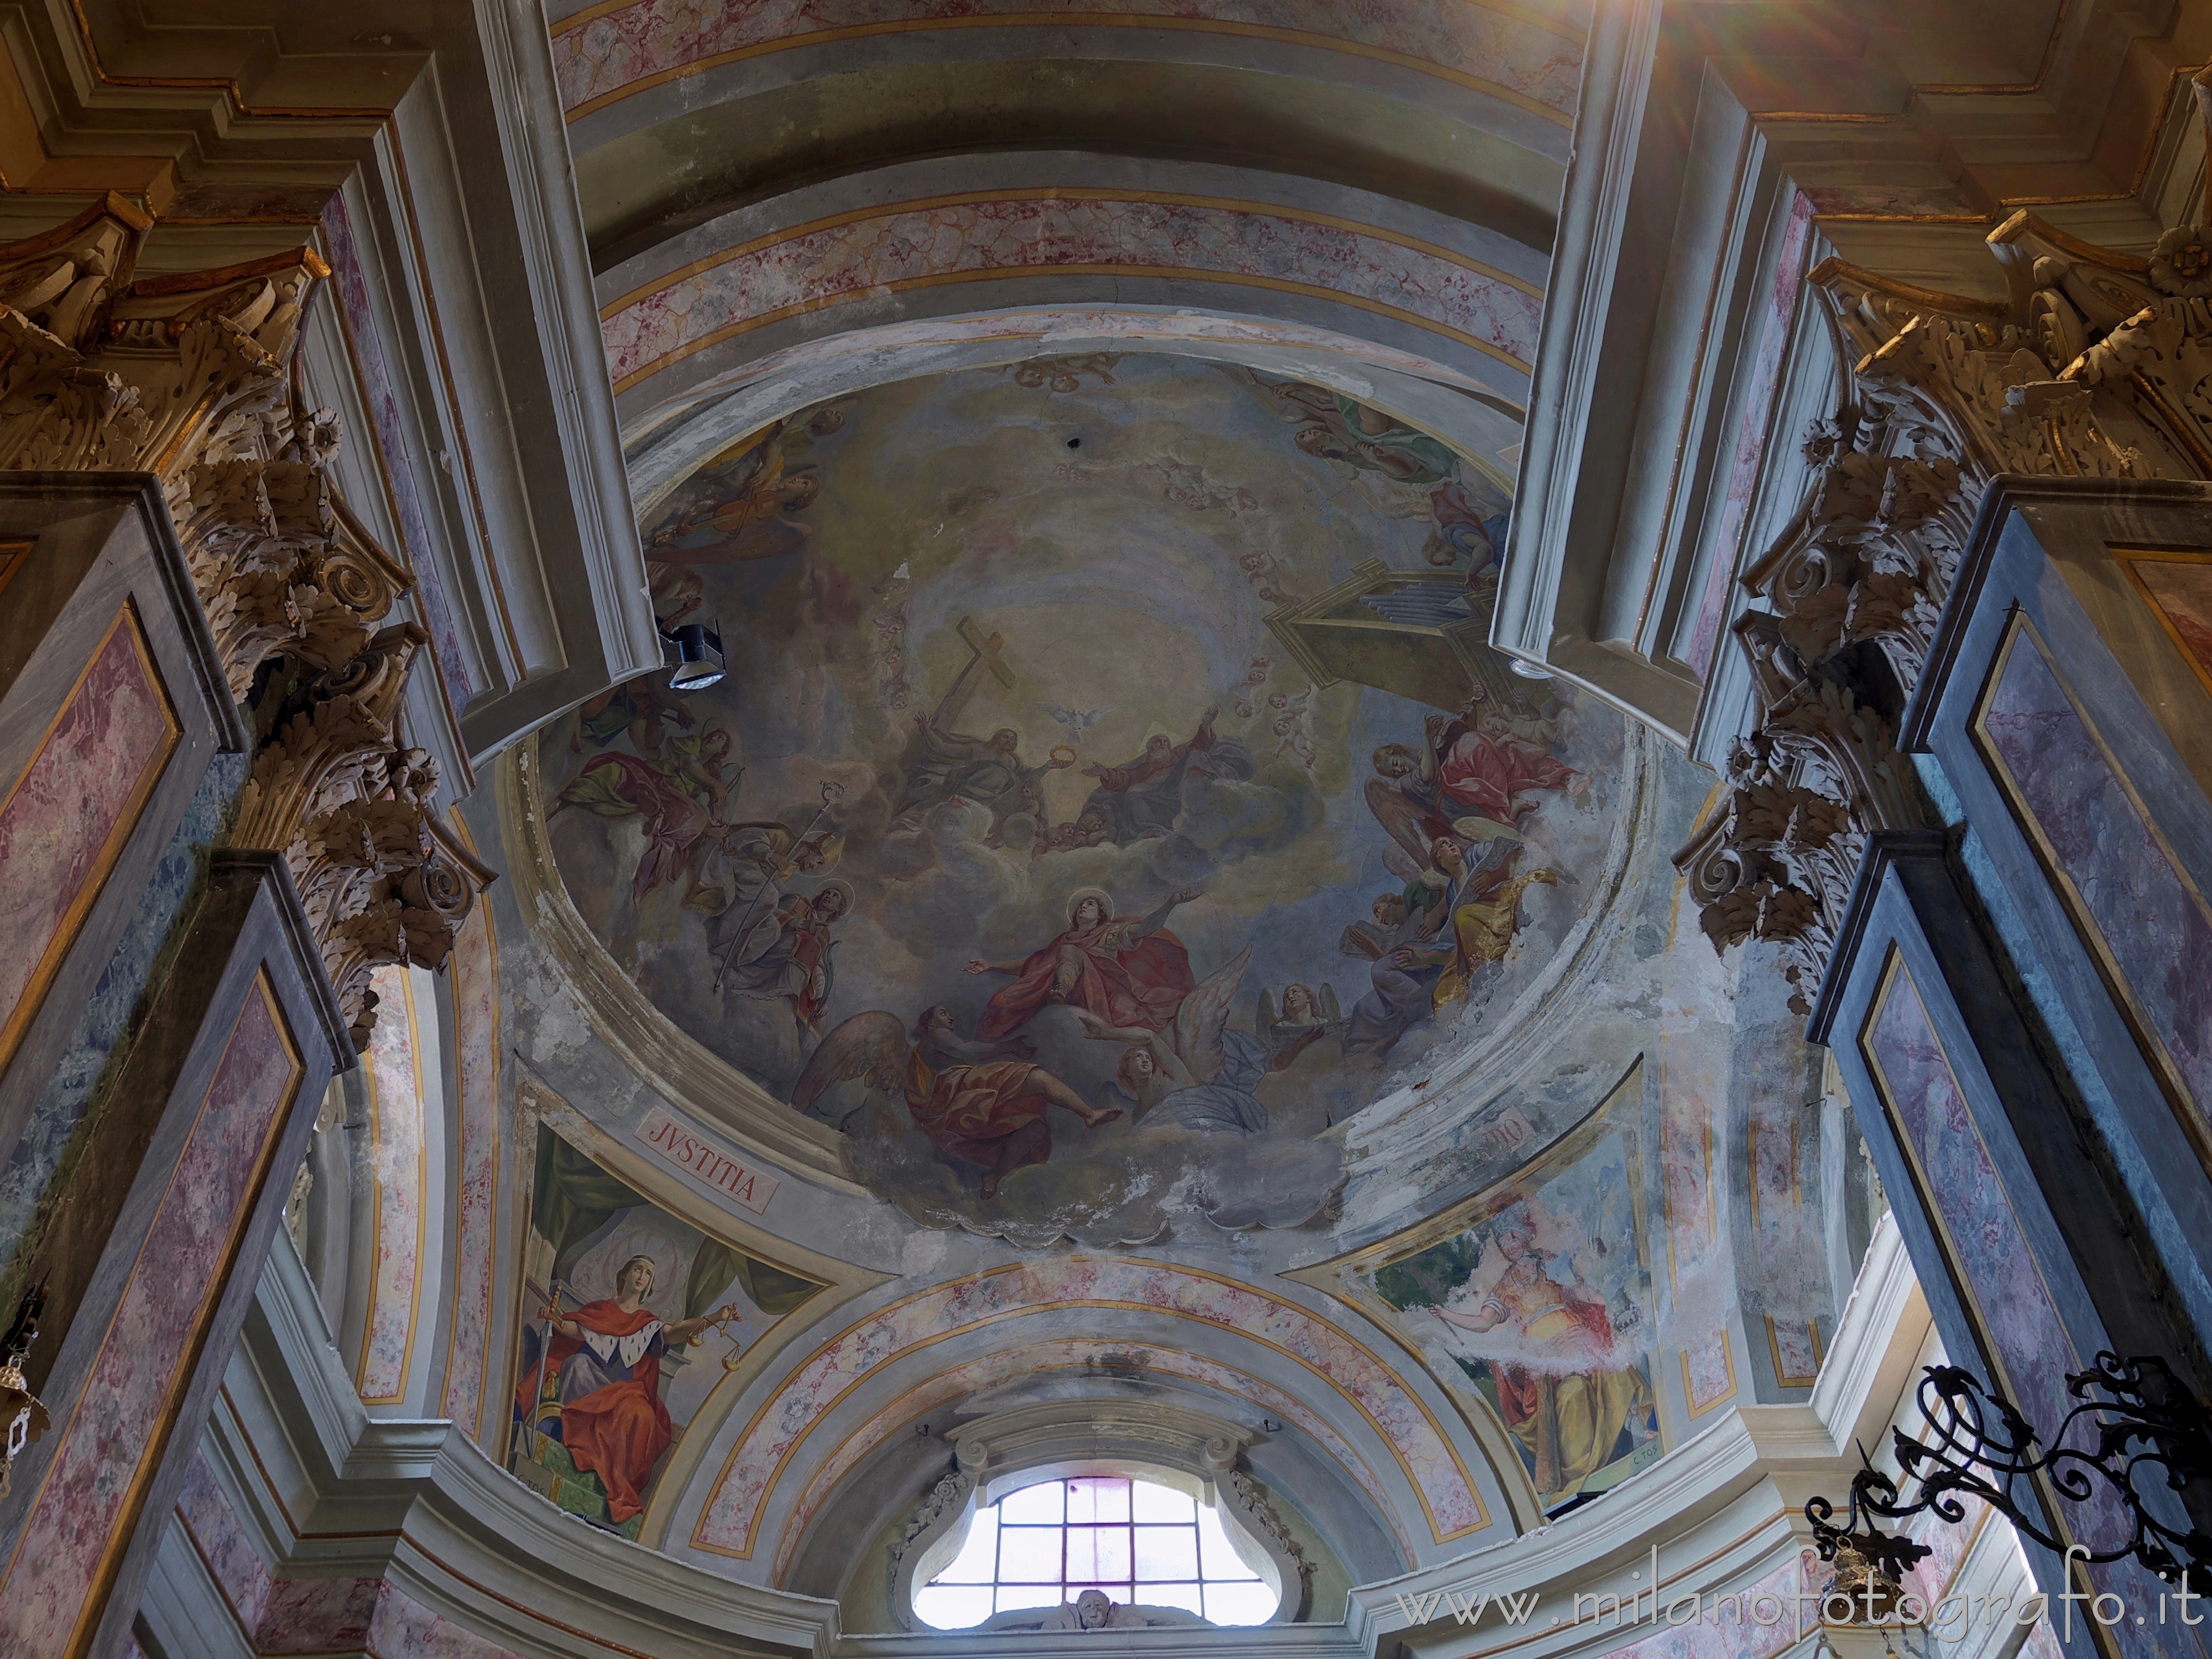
[0,200,488,1048]
[1681,113,2212,1017]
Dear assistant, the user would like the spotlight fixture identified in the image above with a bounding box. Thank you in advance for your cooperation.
[661,619,726,691]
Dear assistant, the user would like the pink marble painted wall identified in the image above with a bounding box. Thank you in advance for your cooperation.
[439,888,502,1442]
[770,1335,1409,1582]
[0,974,302,1657]
[696,1257,1486,1559]
[1682,1333,1735,1415]
[0,606,178,1073]
[357,964,427,1406]
[553,0,1585,123]
[600,194,1543,398]
[255,1576,385,1655]
[365,1583,529,1659]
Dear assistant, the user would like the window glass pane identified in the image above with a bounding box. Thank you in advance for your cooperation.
[1204,1580,1280,1625]
[930,1510,998,1583]
[1067,1477,1130,1524]
[1196,1504,1261,1579]
[1066,1525,1132,1581]
[914,1585,994,1629]
[914,1470,1285,1631]
[1134,1524,1198,1580]
[1146,1582,1207,1616]
[1131,1480,1194,1522]
[999,1481,1064,1524]
[996,1525,1063,1582]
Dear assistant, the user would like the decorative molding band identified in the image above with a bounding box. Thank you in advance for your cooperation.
[0,194,493,1048]
[551,0,1584,127]
[692,1258,1493,1562]
[597,189,1545,398]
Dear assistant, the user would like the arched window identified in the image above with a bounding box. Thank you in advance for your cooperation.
[914,1474,1279,1629]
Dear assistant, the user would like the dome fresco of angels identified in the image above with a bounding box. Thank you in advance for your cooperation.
[536,357,1633,1238]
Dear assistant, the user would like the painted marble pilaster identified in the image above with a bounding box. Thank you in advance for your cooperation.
[439,886,501,1441]
[1974,622,2212,1155]
[600,193,1544,396]
[0,606,179,1082]
[1863,964,2088,1489]
[318,190,474,715]
[356,964,428,1406]
[1687,190,1813,674]
[174,1450,274,1636]
[0,974,304,1658]
[1859,956,2188,1651]
[695,1258,1485,1558]
[0,752,246,1286]
[769,1334,1406,1582]
[552,0,1587,123]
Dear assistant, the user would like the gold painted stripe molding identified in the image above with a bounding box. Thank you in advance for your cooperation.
[603,186,1543,314]
[612,266,1536,395]
[601,188,1542,393]
[558,12,1578,128]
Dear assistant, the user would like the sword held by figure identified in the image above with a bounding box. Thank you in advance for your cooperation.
[524,1279,575,1464]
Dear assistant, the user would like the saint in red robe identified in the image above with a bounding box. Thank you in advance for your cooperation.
[515,1301,673,1524]
[1435,727,1577,825]
[975,916,1196,1041]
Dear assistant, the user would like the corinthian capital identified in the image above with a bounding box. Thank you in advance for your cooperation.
[0,198,485,1048]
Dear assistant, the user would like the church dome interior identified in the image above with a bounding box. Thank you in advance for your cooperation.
[0,2,2208,1657]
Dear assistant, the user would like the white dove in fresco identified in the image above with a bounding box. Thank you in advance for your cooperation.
[1035,702,1117,744]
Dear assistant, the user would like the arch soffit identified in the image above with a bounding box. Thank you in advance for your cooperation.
[766,1335,1418,1586]
[591,155,1546,421]
[684,1258,1499,1567]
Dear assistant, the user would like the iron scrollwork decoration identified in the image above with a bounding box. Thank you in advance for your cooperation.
[1807,1355,2212,1590]
[0,1284,49,1498]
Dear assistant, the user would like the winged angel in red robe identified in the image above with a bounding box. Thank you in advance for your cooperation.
[794,1006,1121,1198]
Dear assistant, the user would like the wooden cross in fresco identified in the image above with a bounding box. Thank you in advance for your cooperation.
[930,614,1018,728]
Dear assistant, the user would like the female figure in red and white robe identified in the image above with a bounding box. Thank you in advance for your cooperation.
[518,1256,739,1524]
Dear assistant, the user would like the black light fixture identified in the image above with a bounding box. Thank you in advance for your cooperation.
[661,618,726,691]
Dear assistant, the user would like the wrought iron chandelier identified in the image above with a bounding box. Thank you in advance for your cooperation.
[1806,1354,2212,1589]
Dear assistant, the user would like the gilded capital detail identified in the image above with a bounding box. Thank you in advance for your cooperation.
[1677,74,2212,1015]
[0,194,488,1048]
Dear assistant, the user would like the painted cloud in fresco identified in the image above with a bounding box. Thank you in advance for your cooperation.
[538,356,1627,1244]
